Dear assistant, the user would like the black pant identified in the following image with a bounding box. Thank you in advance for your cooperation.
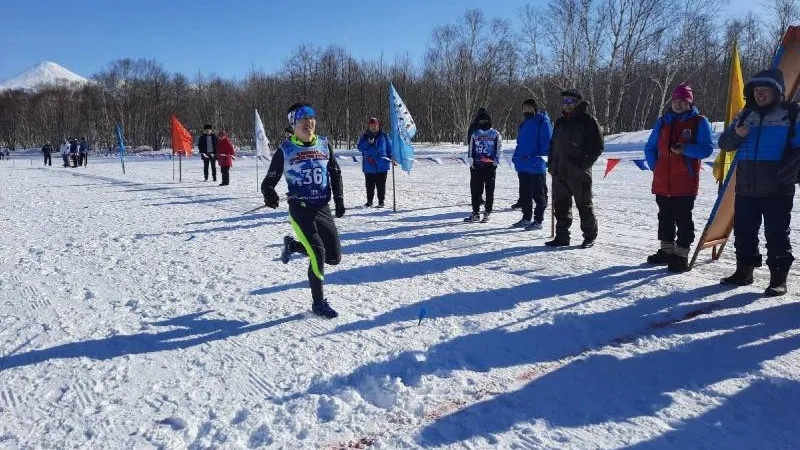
[519,172,548,222]
[552,173,597,239]
[470,166,497,213]
[365,172,388,204]
[655,195,696,249]
[43,153,51,166]
[70,153,78,167]
[80,153,87,167]
[288,204,342,303]
[220,166,230,185]
[734,194,794,269]
[62,155,69,166]
[203,155,217,180]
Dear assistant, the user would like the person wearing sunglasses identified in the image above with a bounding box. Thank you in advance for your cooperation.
[261,102,346,318]
[546,89,603,248]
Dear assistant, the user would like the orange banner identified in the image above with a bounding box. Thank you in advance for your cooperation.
[171,115,193,156]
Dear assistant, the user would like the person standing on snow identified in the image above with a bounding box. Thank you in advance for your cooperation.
[644,83,714,272]
[216,130,235,186]
[261,102,346,318]
[546,89,603,248]
[198,124,218,182]
[357,117,393,208]
[42,142,53,166]
[718,69,800,296]
[464,109,502,223]
[511,98,553,230]
[60,139,70,167]
[467,107,488,208]
[69,138,79,167]
[79,137,90,167]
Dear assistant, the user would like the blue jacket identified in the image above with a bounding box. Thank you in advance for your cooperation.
[644,107,714,175]
[512,112,552,173]
[357,131,393,173]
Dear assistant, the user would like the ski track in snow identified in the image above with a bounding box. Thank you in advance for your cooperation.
[1,149,799,449]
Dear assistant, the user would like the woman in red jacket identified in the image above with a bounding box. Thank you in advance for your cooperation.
[216,130,236,186]
[643,84,714,272]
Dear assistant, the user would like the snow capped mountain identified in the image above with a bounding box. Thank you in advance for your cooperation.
[0,62,90,91]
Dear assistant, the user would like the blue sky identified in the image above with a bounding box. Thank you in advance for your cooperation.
[1,0,756,81]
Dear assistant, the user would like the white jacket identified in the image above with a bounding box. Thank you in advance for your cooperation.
[60,142,70,155]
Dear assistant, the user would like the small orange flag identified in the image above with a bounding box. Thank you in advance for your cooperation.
[171,115,193,156]
[604,158,622,178]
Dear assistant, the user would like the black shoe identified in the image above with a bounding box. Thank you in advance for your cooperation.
[312,299,339,318]
[667,255,689,273]
[721,263,755,286]
[364,202,372,207]
[545,235,570,247]
[581,238,595,249]
[376,202,384,208]
[480,212,491,223]
[281,236,293,264]
[510,202,521,210]
[647,250,673,265]
[764,266,789,297]
[463,213,481,223]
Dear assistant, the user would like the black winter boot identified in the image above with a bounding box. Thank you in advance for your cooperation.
[721,263,755,286]
[764,266,789,297]
[545,234,570,247]
[667,246,690,273]
[312,298,339,318]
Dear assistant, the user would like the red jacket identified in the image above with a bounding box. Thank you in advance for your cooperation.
[216,136,235,167]
[645,109,713,197]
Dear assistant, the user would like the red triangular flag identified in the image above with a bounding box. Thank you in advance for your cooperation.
[604,159,622,178]
[171,115,193,156]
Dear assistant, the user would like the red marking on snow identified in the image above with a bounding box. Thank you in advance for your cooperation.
[325,437,375,449]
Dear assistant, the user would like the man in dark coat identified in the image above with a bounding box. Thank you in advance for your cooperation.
[198,124,218,182]
[546,89,603,248]
[42,142,52,166]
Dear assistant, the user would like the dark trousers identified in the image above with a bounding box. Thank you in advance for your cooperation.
[44,153,51,166]
[62,154,69,166]
[220,166,230,185]
[80,153,87,167]
[365,172,388,203]
[70,153,78,167]
[656,195,696,248]
[203,156,217,180]
[288,204,342,303]
[519,172,548,222]
[734,194,794,269]
[552,173,597,239]
[470,165,497,213]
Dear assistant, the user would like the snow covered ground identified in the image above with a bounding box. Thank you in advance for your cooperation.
[1,136,799,449]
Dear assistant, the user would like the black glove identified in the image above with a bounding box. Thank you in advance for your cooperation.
[334,198,345,218]
[263,187,279,208]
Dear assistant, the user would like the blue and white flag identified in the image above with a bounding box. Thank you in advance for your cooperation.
[389,83,416,173]
[115,123,127,174]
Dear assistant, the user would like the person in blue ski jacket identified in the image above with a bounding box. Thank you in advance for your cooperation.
[511,98,553,230]
[357,117,393,207]
[463,109,502,223]
[718,68,800,296]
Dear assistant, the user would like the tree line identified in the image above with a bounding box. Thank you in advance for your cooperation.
[0,0,797,151]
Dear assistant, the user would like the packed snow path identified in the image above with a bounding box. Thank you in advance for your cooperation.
[1,155,799,449]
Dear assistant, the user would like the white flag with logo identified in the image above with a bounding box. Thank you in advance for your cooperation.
[255,109,270,161]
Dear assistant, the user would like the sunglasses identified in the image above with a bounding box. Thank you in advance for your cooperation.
[561,97,579,105]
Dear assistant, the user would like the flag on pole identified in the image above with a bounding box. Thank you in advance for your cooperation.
[255,109,270,161]
[170,115,193,156]
[115,123,126,174]
[389,83,417,173]
[712,40,745,182]
[604,159,622,178]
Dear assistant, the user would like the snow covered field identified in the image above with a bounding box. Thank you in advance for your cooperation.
[1,138,799,449]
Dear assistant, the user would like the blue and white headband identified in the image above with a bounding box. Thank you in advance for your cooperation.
[287,106,316,127]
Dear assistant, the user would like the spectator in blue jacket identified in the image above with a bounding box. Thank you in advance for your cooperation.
[512,98,553,230]
[718,68,800,296]
[357,118,393,208]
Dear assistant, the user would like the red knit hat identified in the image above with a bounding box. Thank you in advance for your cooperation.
[671,83,694,104]
[368,117,380,126]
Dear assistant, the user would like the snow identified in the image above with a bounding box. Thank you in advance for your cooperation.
[1,131,799,449]
[0,62,89,91]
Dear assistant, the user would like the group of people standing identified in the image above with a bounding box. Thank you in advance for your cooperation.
[51,137,90,168]
[197,124,236,186]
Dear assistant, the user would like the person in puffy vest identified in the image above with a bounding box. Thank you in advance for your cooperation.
[644,83,714,272]
[511,98,553,230]
[357,117,393,207]
[261,102,346,318]
[216,130,235,186]
[546,89,603,248]
[198,124,218,182]
[463,109,502,223]
[718,69,800,296]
